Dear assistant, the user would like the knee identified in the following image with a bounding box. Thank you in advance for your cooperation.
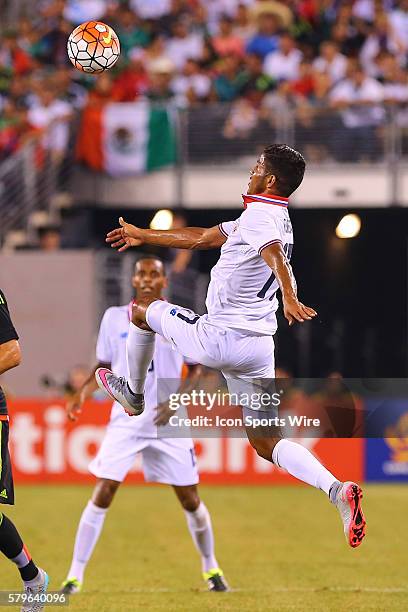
[249,437,280,462]
[92,480,119,508]
[131,298,155,330]
[179,491,201,513]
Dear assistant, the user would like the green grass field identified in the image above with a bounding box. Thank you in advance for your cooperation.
[2,484,407,611]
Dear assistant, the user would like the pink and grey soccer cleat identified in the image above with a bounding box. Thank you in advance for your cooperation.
[95,368,144,416]
[335,481,366,548]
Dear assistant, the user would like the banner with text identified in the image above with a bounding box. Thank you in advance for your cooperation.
[7,399,363,485]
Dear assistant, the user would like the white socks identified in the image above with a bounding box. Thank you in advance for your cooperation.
[184,502,218,573]
[272,439,338,496]
[66,501,108,583]
[126,322,155,394]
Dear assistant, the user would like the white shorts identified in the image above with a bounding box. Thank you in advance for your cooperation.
[146,300,275,379]
[89,425,199,486]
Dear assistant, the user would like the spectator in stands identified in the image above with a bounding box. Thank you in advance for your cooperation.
[113,49,150,102]
[251,0,293,29]
[313,40,348,85]
[204,0,251,34]
[147,58,176,101]
[360,10,406,77]
[172,58,212,106]
[130,0,171,21]
[0,30,32,75]
[5,76,30,111]
[37,17,72,66]
[382,57,408,104]
[0,100,29,161]
[17,18,44,61]
[211,15,245,58]
[141,34,172,74]
[290,61,315,100]
[330,63,385,161]
[264,32,303,82]
[214,55,244,102]
[38,226,62,251]
[238,52,276,102]
[390,0,408,51]
[86,72,116,106]
[52,67,88,109]
[115,7,150,57]
[233,4,255,42]
[166,19,204,70]
[246,12,281,59]
[28,86,73,161]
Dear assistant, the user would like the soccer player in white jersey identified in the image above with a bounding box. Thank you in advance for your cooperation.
[98,144,366,549]
[61,257,228,594]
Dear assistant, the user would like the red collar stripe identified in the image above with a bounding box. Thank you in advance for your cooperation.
[243,193,289,209]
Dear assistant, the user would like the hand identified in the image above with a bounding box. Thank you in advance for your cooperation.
[283,296,317,326]
[106,217,144,252]
[66,391,84,422]
[154,400,174,426]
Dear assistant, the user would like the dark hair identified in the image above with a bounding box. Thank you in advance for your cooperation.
[263,144,306,197]
[134,254,165,271]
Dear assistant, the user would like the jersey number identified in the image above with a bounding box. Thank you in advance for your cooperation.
[257,243,293,300]
[176,312,200,325]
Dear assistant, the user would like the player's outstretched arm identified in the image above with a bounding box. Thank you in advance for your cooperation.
[106,217,227,252]
[66,361,110,421]
[261,243,317,326]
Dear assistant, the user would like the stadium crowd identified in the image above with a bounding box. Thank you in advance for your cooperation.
[1,0,408,162]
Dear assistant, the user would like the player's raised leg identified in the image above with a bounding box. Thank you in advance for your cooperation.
[173,485,229,592]
[61,479,119,594]
[0,512,48,610]
[95,300,154,415]
[248,433,366,548]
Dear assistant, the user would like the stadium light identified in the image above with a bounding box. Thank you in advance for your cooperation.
[150,209,173,230]
[335,214,361,239]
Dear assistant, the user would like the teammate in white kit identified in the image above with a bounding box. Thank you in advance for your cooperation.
[61,257,228,594]
[98,144,366,549]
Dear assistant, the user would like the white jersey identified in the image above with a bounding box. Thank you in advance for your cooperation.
[96,303,189,441]
[206,193,294,336]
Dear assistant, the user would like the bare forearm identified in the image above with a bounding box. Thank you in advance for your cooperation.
[262,246,297,300]
[273,258,297,300]
[139,227,208,250]
[0,342,21,375]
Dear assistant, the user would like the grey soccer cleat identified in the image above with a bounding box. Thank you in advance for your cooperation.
[335,481,366,548]
[22,568,49,612]
[95,368,145,416]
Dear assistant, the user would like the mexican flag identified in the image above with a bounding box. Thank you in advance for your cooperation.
[76,100,177,176]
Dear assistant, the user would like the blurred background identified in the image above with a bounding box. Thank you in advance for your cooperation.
[0,0,407,484]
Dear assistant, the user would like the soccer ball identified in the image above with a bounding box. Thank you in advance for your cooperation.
[67,21,120,74]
